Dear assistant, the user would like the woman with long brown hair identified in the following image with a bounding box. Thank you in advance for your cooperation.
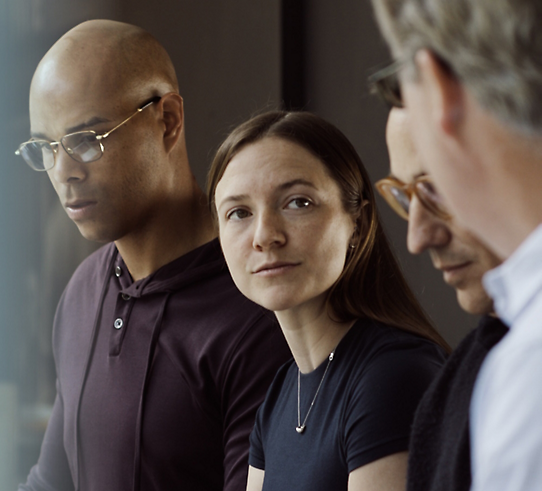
[208,110,448,491]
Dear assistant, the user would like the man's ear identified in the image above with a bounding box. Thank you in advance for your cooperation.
[158,92,184,153]
[414,49,464,136]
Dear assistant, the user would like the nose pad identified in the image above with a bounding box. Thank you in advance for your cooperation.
[41,144,58,171]
[407,197,451,254]
[48,143,87,184]
[252,213,286,251]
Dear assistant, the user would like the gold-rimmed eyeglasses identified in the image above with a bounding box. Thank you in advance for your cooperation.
[375,174,451,221]
[15,96,161,171]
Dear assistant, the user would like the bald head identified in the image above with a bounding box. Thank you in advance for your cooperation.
[31,20,178,120]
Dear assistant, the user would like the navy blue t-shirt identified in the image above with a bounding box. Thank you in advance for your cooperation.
[249,318,446,491]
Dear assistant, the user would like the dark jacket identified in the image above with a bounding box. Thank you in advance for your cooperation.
[407,315,508,491]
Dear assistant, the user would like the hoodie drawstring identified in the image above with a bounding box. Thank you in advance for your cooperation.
[75,248,118,491]
[132,292,172,491]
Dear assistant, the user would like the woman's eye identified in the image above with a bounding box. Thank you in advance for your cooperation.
[226,208,251,220]
[286,197,312,210]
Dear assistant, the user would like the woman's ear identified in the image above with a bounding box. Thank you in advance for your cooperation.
[157,92,184,153]
[350,200,370,248]
[349,226,358,250]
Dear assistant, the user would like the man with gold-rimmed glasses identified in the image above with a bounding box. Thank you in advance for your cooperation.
[16,97,160,171]
[16,19,290,491]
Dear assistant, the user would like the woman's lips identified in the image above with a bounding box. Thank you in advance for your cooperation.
[253,262,300,276]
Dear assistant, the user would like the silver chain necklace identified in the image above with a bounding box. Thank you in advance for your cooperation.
[296,349,335,434]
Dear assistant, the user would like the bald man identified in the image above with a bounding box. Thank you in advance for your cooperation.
[15,20,290,491]
[376,107,508,491]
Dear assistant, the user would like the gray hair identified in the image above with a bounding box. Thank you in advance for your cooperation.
[372,0,542,134]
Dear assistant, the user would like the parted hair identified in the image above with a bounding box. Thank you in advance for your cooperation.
[372,0,542,134]
[207,110,450,352]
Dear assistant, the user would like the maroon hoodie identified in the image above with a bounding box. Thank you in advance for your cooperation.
[19,239,291,491]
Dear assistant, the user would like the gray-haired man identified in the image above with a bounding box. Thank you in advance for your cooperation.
[370,2,542,490]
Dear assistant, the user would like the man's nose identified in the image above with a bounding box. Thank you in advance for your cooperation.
[407,196,451,254]
[47,145,88,185]
[252,211,286,251]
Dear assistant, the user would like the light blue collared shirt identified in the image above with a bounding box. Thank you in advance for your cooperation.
[470,223,542,491]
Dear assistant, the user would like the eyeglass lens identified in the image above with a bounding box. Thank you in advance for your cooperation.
[369,61,404,109]
[61,132,102,163]
[18,141,55,171]
[18,132,104,171]
[376,76,403,109]
[389,187,410,214]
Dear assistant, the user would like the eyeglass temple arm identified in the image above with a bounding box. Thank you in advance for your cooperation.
[367,60,404,88]
[98,96,161,141]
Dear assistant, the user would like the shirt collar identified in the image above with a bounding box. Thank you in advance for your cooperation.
[483,223,542,326]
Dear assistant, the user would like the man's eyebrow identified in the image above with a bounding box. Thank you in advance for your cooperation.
[65,116,111,134]
[30,116,112,141]
[29,131,51,140]
[388,172,426,182]
[217,178,318,208]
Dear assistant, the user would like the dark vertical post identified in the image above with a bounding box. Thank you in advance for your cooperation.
[281,0,306,110]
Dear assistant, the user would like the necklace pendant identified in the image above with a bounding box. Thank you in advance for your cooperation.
[296,425,306,434]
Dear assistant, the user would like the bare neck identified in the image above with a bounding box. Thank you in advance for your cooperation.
[275,301,355,374]
[115,179,216,281]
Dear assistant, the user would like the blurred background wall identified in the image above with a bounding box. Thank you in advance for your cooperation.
[1,0,476,486]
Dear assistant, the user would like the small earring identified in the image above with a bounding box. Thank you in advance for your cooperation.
[349,243,355,249]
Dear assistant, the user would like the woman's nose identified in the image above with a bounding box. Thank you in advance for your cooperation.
[252,211,287,251]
